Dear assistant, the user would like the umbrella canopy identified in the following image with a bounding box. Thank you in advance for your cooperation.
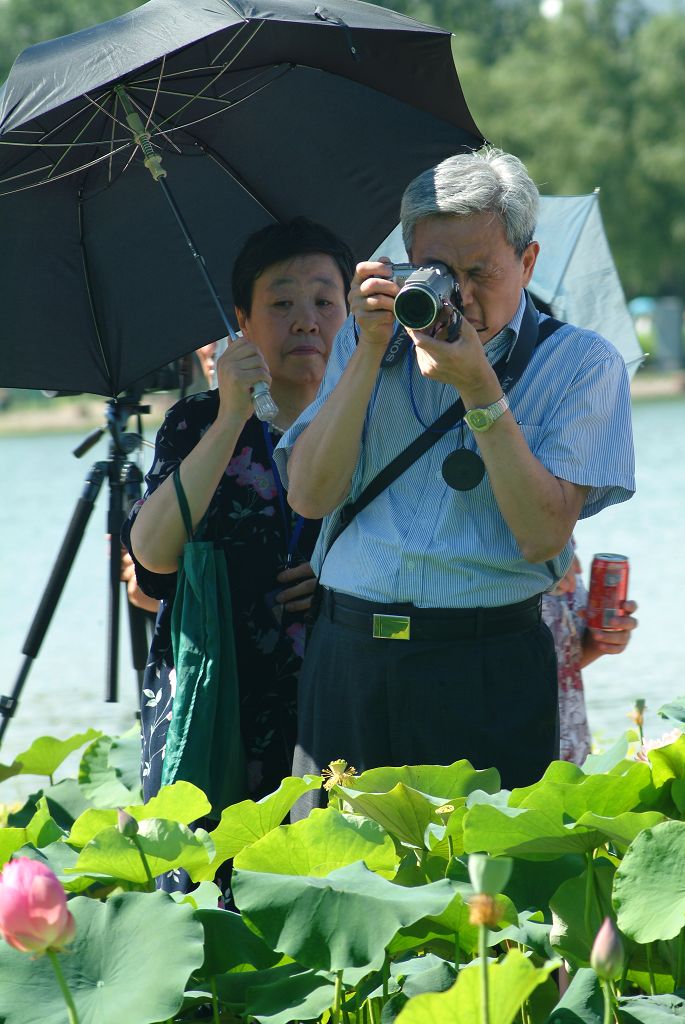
[0,0,483,397]
[373,191,643,378]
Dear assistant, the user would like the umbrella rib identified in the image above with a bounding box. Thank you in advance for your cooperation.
[108,91,119,183]
[152,66,292,136]
[77,189,115,394]
[145,54,166,131]
[196,141,280,222]
[44,103,104,181]
[210,19,262,68]
[0,144,131,195]
[125,90,183,155]
[149,48,255,130]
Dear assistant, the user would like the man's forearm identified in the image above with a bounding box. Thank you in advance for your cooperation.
[474,414,588,562]
[288,343,385,519]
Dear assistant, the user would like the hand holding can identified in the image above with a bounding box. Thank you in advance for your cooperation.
[586,553,630,630]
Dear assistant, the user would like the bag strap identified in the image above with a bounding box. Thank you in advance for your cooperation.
[173,468,194,542]
[325,308,564,555]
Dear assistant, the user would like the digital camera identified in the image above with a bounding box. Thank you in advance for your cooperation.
[391,262,462,333]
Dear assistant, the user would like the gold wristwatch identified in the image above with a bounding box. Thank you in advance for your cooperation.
[464,394,510,432]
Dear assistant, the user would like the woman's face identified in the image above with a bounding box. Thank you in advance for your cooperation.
[236,253,347,391]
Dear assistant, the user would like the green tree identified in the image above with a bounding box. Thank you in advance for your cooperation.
[0,0,140,81]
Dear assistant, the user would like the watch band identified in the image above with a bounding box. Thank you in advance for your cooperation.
[465,393,510,432]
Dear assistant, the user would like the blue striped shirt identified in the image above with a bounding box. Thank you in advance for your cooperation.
[274,291,635,608]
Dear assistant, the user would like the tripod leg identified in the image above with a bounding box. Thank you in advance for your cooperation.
[123,462,153,700]
[0,462,107,748]
[106,462,125,704]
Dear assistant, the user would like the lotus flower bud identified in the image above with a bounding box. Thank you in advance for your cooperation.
[468,853,513,896]
[117,808,139,837]
[590,917,625,980]
[0,857,76,954]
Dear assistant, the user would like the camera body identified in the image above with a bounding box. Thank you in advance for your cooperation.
[391,261,463,333]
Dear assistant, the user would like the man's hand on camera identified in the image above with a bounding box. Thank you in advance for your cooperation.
[409,316,500,403]
[349,259,398,349]
[275,562,317,613]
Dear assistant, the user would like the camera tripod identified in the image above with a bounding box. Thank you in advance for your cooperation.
[0,392,156,749]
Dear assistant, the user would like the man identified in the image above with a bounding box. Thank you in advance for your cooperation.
[274,148,634,797]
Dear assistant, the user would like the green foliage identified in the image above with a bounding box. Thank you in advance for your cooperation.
[0,891,204,1023]
[2,722,685,1022]
[1,0,683,296]
[614,820,685,943]
[394,949,559,1024]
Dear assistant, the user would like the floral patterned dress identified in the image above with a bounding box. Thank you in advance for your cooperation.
[122,389,319,832]
[541,573,592,765]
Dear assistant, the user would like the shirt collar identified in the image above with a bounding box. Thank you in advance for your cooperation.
[483,290,528,366]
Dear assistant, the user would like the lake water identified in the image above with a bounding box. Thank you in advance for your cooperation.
[1,396,684,803]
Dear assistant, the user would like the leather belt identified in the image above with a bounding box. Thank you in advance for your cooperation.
[320,589,542,640]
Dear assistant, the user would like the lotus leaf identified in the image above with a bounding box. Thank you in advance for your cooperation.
[69,780,211,847]
[234,807,398,878]
[614,820,685,942]
[331,783,446,850]
[9,729,102,777]
[214,963,336,1024]
[78,734,136,805]
[191,774,322,881]
[72,818,214,883]
[619,994,685,1022]
[0,891,204,1024]
[545,966,603,1023]
[232,860,459,972]
[394,948,558,1024]
[350,761,500,800]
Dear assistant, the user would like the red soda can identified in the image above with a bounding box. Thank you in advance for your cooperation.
[586,553,629,630]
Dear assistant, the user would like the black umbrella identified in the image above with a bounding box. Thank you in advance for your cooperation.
[0,0,483,399]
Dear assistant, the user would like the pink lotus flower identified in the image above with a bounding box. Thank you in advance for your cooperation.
[0,858,76,954]
[590,916,625,980]
[635,727,683,763]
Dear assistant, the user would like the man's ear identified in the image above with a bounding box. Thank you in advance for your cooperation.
[521,241,540,286]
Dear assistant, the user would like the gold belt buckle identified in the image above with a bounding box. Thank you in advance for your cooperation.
[372,613,411,640]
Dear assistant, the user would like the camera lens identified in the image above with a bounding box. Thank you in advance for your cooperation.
[394,286,439,330]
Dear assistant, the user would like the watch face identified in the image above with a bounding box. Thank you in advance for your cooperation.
[467,408,490,431]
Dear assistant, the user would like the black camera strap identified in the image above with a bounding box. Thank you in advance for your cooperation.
[323,297,564,559]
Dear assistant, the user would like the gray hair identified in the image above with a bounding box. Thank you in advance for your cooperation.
[401,147,539,256]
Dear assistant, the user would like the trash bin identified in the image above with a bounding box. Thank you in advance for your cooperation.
[652,297,684,370]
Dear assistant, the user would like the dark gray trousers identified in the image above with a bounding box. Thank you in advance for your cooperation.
[292,600,559,819]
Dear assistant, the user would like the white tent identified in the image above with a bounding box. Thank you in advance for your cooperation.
[372,191,643,378]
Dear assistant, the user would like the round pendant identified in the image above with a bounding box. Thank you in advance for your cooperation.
[442,449,485,491]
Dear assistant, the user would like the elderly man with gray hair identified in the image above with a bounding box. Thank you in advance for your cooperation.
[274,147,634,803]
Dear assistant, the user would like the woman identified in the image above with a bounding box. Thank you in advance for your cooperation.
[542,544,638,765]
[123,218,353,887]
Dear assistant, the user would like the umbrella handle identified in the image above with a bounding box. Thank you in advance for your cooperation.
[115,86,280,423]
[251,382,279,422]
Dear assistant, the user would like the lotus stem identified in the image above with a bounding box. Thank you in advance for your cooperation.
[600,979,613,1024]
[479,924,490,1024]
[382,954,390,1003]
[677,927,685,991]
[332,971,343,1024]
[132,834,156,891]
[584,852,595,939]
[646,943,657,995]
[47,950,80,1024]
[210,976,220,1024]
